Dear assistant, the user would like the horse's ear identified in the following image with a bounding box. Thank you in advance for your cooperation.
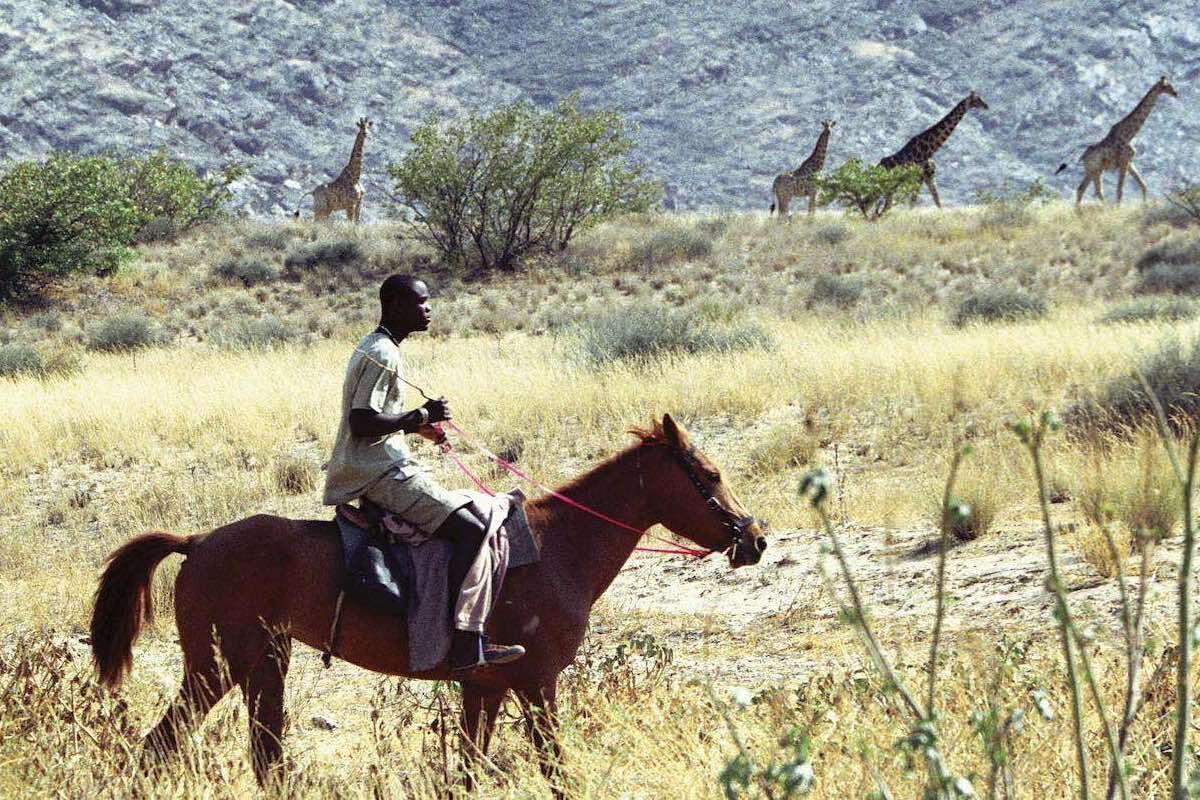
[662,413,691,451]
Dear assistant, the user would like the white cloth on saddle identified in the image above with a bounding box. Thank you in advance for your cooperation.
[406,491,514,672]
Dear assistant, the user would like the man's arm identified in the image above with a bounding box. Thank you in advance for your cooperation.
[348,398,451,439]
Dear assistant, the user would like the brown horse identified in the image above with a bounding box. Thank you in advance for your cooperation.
[90,414,767,788]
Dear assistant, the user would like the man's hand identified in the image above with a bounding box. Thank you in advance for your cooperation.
[423,397,451,424]
[417,423,448,446]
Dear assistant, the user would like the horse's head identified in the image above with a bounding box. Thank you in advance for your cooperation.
[635,414,768,568]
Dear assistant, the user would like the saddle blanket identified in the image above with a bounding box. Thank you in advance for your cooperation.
[334,489,539,671]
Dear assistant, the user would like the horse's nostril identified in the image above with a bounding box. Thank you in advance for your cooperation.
[756,537,767,553]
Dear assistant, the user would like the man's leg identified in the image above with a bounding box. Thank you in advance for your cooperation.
[434,508,525,672]
[437,508,486,666]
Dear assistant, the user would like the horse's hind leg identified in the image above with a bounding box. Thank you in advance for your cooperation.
[241,631,292,786]
[142,631,230,767]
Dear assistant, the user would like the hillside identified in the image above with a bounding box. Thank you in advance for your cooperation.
[1,1,1197,214]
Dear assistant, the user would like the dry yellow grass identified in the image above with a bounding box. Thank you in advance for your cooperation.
[2,203,1200,797]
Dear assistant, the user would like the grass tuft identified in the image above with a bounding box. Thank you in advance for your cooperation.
[87,313,161,352]
[1134,264,1200,296]
[1099,297,1197,325]
[212,256,281,286]
[953,286,1047,327]
[576,304,772,366]
[213,315,299,349]
[808,273,865,309]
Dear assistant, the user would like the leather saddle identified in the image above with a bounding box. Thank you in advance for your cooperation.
[334,498,414,618]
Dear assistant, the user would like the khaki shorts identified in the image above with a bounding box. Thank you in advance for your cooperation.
[363,468,472,538]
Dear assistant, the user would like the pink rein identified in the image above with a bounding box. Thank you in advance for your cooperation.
[435,421,707,558]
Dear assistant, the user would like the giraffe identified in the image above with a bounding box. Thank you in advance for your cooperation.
[878,91,989,209]
[1055,76,1179,206]
[311,117,372,222]
[769,119,836,219]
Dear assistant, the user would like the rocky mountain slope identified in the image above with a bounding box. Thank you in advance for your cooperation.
[1,0,1197,214]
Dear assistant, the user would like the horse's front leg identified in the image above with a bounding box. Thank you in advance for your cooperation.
[516,681,564,795]
[460,684,505,788]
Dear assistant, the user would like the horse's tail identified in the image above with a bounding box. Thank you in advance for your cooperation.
[769,202,775,214]
[1055,162,1069,175]
[91,532,192,689]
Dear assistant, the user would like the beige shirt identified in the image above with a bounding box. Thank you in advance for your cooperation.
[322,330,419,505]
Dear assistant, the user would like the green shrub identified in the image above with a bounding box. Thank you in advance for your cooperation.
[0,154,139,301]
[630,225,713,267]
[121,151,244,243]
[389,96,659,271]
[808,273,865,309]
[243,227,298,251]
[0,343,80,379]
[577,304,772,366]
[26,312,62,332]
[953,286,1047,326]
[1143,183,1200,229]
[87,313,161,352]
[1070,337,1200,431]
[1100,297,1198,324]
[0,152,241,301]
[975,178,1052,229]
[814,159,924,221]
[283,239,362,276]
[811,223,851,246]
[212,256,280,286]
[1134,264,1200,295]
[0,344,44,378]
[1135,238,1200,273]
[214,315,297,349]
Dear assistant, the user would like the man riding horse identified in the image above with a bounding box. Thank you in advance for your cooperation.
[322,274,525,674]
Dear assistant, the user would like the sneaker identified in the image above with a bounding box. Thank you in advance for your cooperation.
[451,636,526,674]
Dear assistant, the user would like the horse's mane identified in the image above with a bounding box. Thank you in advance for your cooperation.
[628,420,668,445]
[533,421,668,503]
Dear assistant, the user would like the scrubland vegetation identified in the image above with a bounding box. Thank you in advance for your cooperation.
[3,198,1200,797]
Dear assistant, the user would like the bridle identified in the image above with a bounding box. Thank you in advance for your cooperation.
[669,445,763,563]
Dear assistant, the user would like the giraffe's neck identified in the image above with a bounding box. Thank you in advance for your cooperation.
[335,129,367,184]
[912,97,972,158]
[1109,85,1165,143]
[792,127,831,175]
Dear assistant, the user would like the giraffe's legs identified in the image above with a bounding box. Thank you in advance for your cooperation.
[1116,166,1128,204]
[1092,173,1105,203]
[1127,163,1149,202]
[776,194,790,219]
[921,161,942,209]
[807,190,817,217]
[1075,173,1091,206]
[925,176,942,209]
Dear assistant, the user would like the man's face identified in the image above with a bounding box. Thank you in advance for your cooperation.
[392,281,432,333]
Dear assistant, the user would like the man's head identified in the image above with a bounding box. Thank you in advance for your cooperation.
[379,275,431,336]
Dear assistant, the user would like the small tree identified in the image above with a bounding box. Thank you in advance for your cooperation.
[0,154,140,301]
[815,159,924,221]
[389,97,659,271]
[118,151,245,242]
[0,152,243,301]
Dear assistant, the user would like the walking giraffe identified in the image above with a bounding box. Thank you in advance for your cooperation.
[769,119,836,218]
[311,117,372,222]
[879,91,989,209]
[1055,76,1179,206]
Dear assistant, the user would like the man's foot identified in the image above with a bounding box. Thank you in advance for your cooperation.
[451,632,525,674]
